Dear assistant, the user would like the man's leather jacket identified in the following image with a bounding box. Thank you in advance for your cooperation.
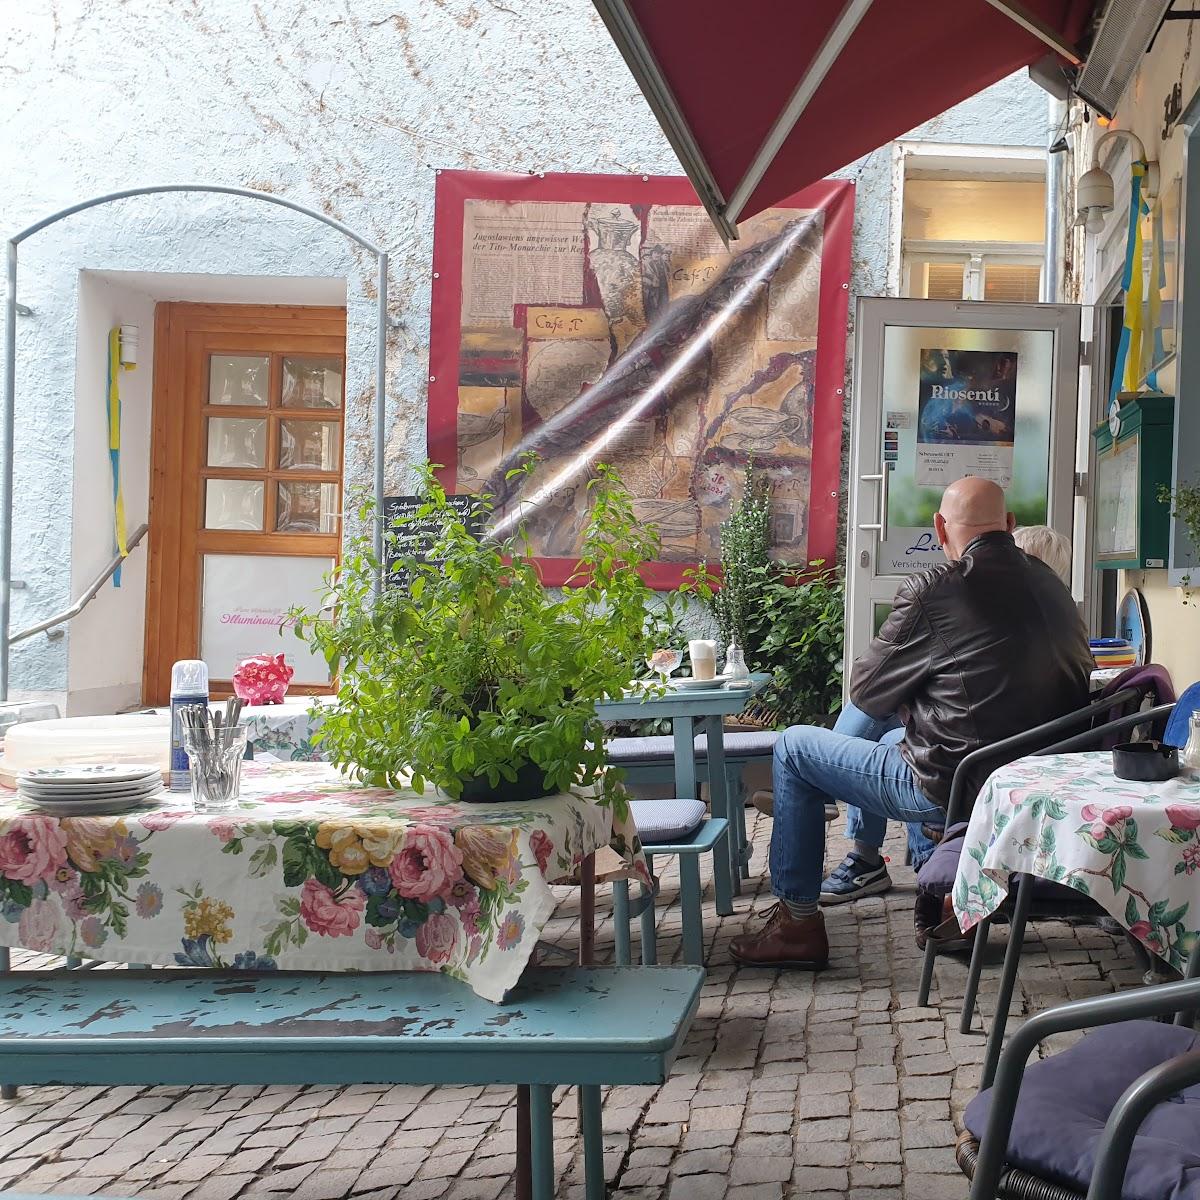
[850,530,1093,809]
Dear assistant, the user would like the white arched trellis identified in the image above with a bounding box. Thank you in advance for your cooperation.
[2,184,390,700]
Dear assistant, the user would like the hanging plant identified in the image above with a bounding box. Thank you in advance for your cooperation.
[1158,482,1200,604]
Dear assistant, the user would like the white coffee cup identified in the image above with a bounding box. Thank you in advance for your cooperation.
[689,639,717,681]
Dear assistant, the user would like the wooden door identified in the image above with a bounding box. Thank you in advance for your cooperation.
[144,303,347,705]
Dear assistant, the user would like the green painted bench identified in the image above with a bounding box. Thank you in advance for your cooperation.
[0,966,705,1200]
[607,730,777,899]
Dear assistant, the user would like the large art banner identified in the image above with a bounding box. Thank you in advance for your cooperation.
[427,171,854,587]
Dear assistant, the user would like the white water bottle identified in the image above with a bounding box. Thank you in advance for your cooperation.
[170,660,209,792]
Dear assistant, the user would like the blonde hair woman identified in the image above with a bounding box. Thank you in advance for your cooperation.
[1013,525,1072,585]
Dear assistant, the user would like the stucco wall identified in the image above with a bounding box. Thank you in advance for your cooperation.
[67,273,155,716]
[1066,21,1200,690]
[0,0,1049,705]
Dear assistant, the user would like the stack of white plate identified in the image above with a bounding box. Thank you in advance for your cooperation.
[17,764,164,816]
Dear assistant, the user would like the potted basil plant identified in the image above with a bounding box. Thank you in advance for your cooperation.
[291,459,666,802]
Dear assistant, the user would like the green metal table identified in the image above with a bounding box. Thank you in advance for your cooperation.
[596,672,769,914]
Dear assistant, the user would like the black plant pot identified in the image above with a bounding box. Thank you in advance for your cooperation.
[457,761,556,804]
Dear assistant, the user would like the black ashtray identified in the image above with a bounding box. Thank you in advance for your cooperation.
[1112,741,1179,782]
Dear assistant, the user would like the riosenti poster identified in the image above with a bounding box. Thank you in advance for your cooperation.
[914,348,1017,488]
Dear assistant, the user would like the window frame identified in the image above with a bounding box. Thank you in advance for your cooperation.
[888,141,1048,301]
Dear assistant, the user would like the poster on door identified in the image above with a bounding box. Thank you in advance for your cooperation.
[199,554,334,685]
[914,348,1017,488]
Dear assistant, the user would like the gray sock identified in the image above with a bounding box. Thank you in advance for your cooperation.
[782,897,820,920]
[853,841,882,867]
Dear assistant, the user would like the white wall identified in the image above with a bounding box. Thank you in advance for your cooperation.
[66,273,156,715]
[0,0,1051,705]
[1067,22,1200,689]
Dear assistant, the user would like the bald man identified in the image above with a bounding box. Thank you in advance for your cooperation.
[732,477,1092,970]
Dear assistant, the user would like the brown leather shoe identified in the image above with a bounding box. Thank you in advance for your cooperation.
[915,895,975,953]
[730,904,828,969]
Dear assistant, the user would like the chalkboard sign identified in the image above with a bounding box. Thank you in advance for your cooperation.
[383,494,481,585]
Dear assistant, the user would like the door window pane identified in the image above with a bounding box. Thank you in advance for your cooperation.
[207,418,266,468]
[205,479,264,530]
[282,357,343,408]
[279,419,341,471]
[199,553,334,685]
[209,356,269,406]
[276,481,339,533]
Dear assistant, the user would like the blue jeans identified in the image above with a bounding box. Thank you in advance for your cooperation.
[769,711,946,906]
[835,704,938,869]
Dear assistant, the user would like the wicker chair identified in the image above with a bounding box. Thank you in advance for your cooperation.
[959,954,1200,1200]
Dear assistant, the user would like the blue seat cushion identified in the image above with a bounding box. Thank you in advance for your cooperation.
[606,731,779,763]
[629,798,707,844]
[916,824,970,892]
[1166,682,1200,749]
[963,1020,1200,1199]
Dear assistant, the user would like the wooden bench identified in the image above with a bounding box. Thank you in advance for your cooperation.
[613,817,729,967]
[0,966,704,1200]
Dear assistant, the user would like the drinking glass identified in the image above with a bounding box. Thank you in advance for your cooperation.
[647,648,683,683]
[184,725,248,814]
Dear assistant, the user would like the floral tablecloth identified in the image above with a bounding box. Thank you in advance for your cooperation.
[955,752,1200,970]
[0,762,648,1001]
[240,700,330,761]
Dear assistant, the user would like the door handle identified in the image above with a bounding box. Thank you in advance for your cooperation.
[857,466,890,541]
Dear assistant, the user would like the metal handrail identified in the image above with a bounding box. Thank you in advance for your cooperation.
[9,523,148,645]
[4,183,391,700]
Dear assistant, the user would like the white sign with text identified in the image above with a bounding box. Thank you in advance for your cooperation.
[199,554,333,685]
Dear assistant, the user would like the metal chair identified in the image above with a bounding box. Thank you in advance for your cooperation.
[926,702,1178,1095]
[917,687,1146,1009]
[960,947,1200,1200]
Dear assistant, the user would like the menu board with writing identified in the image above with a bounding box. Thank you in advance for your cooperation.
[383,494,480,585]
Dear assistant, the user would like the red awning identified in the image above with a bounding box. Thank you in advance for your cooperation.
[595,0,1095,237]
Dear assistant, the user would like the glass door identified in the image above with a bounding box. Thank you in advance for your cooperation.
[846,298,1081,671]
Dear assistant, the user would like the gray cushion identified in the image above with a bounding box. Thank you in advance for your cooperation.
[628,798,707,844]
[607,736,675,762]
[963,1020,1200,1199]
[606,731,779,763]
[719,730,779,756]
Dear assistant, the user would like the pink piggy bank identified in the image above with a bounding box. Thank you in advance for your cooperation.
[232,654,294,706]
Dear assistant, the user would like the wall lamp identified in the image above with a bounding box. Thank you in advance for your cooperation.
[1075,128,1159,235]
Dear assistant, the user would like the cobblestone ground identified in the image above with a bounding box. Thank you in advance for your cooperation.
[0,810,1142,1200]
